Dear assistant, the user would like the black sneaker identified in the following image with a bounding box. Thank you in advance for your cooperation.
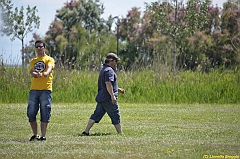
[39,137,46,141]
[29,135,40,141]
[81,131,89,136]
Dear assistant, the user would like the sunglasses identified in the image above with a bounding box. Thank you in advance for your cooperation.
[111,59,118,63]
[35,46,44,49]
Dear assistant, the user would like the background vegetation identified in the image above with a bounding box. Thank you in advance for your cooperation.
[0,66,239,104]
[1,0,240,73]
[0,0,239,105]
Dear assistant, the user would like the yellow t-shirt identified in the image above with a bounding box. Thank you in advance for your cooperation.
[30,55,55,91]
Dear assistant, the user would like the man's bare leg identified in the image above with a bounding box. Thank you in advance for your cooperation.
[114,124,123,134]
[84,119,95,134]
[41,122,48,137]
[30,121,38,136]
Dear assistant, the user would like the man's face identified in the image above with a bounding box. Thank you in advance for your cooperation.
[35,42,45,54]
[109,59,118,68]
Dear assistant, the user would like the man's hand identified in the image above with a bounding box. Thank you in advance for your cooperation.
[118,88,125,94]
[111,96,117,104]
[43,72,49,77]
[36,72,42,78]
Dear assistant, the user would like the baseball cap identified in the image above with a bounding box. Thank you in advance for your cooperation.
[106,53,120,61]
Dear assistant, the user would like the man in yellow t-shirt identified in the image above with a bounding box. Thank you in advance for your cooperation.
[27,40,54,141]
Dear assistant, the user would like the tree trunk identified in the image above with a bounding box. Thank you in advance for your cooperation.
[173,36,176,75]
[21,38,26,78]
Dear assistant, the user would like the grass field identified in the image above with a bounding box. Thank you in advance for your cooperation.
[0,103,239,159]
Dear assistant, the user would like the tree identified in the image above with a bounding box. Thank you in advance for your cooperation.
[145,0,210,72]
[44,0,115,70]
[118,7,142,69]
[0,0,40,69]
[223,0,240,10]
[219,2,240,68]
[22,33,42,65]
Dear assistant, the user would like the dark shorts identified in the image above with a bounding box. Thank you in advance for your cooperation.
[27,90,52,122]
[90,101,120,125]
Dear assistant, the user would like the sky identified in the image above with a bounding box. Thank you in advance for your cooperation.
[0,0,226,65]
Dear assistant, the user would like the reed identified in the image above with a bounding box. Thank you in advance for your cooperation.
[0,66,239,104]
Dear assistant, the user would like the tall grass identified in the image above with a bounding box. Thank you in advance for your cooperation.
[0,65,239,104]
[0,66,30,103]
[122,70,240,104]
[53,69,97,103]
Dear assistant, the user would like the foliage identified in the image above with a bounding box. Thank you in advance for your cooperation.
[11,0,240,72]
[0,0,40,67]
[0,66,30,104]
[117,7,143,69]
[150,0,210,71]
[0,66,239,104]
[0,103,239,158]
[44,0,115,70]
[220,8,240,66]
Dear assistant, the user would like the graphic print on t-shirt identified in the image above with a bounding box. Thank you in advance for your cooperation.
[34,61,46,72]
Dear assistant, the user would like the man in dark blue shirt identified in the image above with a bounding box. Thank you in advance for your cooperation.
[81,53,125,136]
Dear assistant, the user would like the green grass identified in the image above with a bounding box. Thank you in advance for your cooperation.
[1,67,240,104]
[0,103,239,159]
